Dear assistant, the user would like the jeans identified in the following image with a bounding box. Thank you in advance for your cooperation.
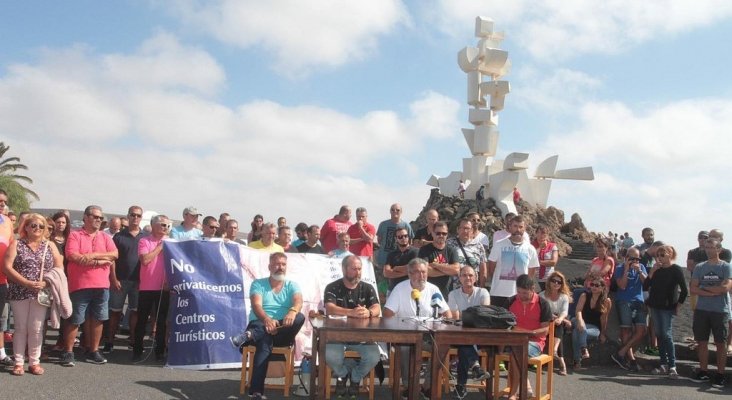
[133,290,170,357]
[247,313,305,395]
[571,317,600,361]
[650,308,676,368]
[325,342,381,382]
[457,345,479,385]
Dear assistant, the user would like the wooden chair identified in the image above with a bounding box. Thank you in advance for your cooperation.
[387,347,451,395]
[493,323,555,400]
[324,350,377,400]
[240,345,296,397]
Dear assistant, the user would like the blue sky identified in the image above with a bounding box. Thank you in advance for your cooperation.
[2,1,731,254]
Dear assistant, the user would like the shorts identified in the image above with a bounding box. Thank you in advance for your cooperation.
[693,309,729,343]
[528,341,542,358]
[70,288,110,325]
[108,280,139,312]
[616,300,647,327]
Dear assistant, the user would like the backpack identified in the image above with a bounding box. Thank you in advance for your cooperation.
[461,305,516,329]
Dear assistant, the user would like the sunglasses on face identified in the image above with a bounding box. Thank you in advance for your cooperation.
[128,213,142,218]
[396,235,409,239]
[434,232,448,236]
[627,257,641,262]
[549,279,563,285]
[159,223,171,229]
[208,225,219,229]
[29,223,45,230]
[590,283,603,288]
[87,215,104,221]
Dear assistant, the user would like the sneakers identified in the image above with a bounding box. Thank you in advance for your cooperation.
[347,380,360,399]
[454,384,467,399]
[692,369,711,383]
[248,393,267,400]
[86,350,107,364]
[230,330,252,352]
[668,367,679,379]
[628,360,641,372]
[102,342,114,354]
[651,364,668,375]
[60,351,75,367]
[610,353,629,371]
[711,372,727,388]
[0,355,14,366]
[335,376,348,398]
[470,364,489,381]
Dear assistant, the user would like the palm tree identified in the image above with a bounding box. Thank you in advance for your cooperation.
[0,142,39,208]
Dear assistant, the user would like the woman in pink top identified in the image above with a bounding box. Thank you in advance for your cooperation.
[3,213,63,376]
[585,238,615,290]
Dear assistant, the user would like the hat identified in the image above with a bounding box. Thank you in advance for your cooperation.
[183,206,201,216]
[698,230,709,239]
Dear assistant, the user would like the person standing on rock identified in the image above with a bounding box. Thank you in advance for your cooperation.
[487,215,539,309]
[689,237,731,388]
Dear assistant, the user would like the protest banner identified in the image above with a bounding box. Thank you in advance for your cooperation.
[163,240,377,369]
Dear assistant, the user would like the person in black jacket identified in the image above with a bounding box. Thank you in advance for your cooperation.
[644,245,688,378]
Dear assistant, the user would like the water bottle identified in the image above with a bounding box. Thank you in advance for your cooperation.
[294,357,311,397]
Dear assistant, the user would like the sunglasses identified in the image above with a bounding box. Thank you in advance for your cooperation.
[128,213,142,218]
[549,279,563,285]
[208,225,219,229]
[396,235,409,239]
[434,232,448,236]
[159,223,171,229]
[627,257,641,262]
[87,215,104,221]
[29,223,46,230]
[590,283,603,288]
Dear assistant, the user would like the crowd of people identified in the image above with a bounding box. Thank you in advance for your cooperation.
[0,189,730,397]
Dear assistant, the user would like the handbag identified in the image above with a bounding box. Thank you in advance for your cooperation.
[36,242,53,308]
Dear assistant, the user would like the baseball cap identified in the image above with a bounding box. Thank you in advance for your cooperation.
[698,230,709,239]
[183,206,201,216]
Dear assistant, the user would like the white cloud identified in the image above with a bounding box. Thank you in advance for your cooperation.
[512,67,602,112]
[431,1,732,62]
[408,91,461,139]
[165,0,410,75]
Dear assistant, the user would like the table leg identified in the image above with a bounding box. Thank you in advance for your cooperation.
[316,332,327,400]
[429,343,449,400]
[412,340,423,400]
[309,330,318,399]
[513,343,528,400]
[392,345,402,400]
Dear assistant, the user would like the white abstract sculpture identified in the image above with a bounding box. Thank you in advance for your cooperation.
[428,16,594,216]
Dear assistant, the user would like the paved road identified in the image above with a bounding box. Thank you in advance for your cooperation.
[2,342,728,400]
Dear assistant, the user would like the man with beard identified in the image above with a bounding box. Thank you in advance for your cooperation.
[323,255,381,398]
[418,221,459,298]
[230,252,305,400]
[447,219,487,289]
[297,225,325,254]
[384,258,451,399]
[634,227,655,257]
[487,215,539,309]
[375,204,413,270]
[383,227,418,292]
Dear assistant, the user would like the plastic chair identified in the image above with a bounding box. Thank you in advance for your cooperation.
[493,323,555,400]
[240,345,295,397]
[324,350,377,400]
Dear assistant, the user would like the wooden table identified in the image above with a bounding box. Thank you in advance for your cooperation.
[309,316,428,400]
[426,322,534,400]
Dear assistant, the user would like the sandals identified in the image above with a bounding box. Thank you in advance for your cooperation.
[581,347,590,359]
[29,364,44,375]
[557,369,568,376]
[11,365,24,376]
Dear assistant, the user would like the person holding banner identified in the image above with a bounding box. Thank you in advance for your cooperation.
[324,255,381,398]
[230,252,305,400]
[133,214,171,362]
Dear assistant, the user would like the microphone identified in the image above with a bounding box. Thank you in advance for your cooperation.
[411,289,421,317]
[430,292,444,319]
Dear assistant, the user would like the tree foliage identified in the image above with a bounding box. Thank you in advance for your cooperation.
[0,142,38,213]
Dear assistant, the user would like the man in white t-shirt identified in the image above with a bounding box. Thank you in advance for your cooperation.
[491,212,530,245]
[487,215,539,309]
[447,265,491,397]
[384,258,450,399]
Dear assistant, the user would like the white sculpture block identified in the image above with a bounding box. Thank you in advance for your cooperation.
[473,124,499,156]
[477,44,509,77]
[487,170,519,215]
[554,167,595,180]
[535,155,559,178]
[426,175,440,187]
[503,152,529,170]
[467,71,484,106]
[475,16,495,37]
[457,47,480,73]
[480,80,510,111]
[468,108,498,125]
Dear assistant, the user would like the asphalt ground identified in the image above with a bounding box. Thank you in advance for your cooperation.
[1,338,728,400]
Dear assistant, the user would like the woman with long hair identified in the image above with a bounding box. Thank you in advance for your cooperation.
[644,245,687,378]
[3,213,63,375]
[571,278,612,369]
[584,238,615,289]
[540,270,572,375]
[247,214,264,243]
[532,225,559,291]
[50,211,71,258]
